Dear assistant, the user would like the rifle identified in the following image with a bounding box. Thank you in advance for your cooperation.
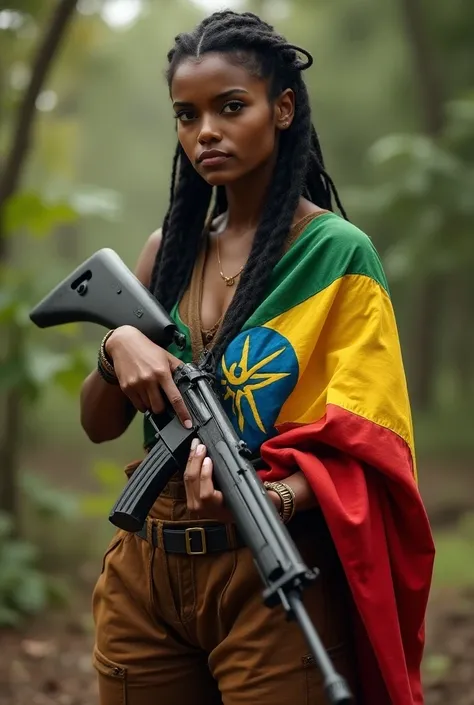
[30,248,352,705]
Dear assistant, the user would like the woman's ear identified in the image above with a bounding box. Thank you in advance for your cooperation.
[275,88,295,131]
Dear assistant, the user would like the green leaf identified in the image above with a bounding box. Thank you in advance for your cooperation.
[54,363,89,395]
[20,474,80,521]
[4,191,77,238]
[0,355,25,391]
[0,539,39,570]
[0,604,21,627]
[80,494,115,517]
[14,572,48,614]
[25,349,72,386]
[368,134,461,176]
[23,346,90,395]
[0,292,20,324]
[92,460,124,488]
[0,513,13,539]
[424,654,452,679]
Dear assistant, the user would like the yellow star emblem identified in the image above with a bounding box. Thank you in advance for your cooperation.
[220,334,291,433]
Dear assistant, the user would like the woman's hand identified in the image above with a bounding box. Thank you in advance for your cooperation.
[105,325,192,427]
[184,439,282,522]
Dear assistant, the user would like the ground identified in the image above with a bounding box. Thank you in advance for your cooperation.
[1,586,474,705]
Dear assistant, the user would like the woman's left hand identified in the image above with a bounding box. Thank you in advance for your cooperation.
[183,439,235,523]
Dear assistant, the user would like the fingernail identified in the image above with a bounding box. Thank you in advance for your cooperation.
[203,457,211,470]
[191,438,199,451]
[196,444,206,456]
[184,420,193,429]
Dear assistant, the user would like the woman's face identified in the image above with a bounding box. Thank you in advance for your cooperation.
[170,53,293,186]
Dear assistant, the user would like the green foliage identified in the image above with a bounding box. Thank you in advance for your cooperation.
[0,265,91,402]
[20,473,80,521]
[0,511,68,627]
[4,191,77,238]
[346,95,474,282]
[433,514,474,588]
[423,653,452,682]
[80,459,126,517]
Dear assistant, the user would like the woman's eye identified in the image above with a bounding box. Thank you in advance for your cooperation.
[175,110,196,122]
[222,101,245,114]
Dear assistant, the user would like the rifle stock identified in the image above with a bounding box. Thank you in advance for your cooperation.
[29,248,186,350]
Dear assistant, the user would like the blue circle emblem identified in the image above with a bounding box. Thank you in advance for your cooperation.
[216,327,299,453]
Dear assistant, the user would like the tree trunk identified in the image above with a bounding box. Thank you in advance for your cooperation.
[398,0,445,410]
[0,325,23,529]
[447,271,472,401]
[0,0,79,216]
[0,0,78,531]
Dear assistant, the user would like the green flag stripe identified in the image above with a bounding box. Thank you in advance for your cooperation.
[243,213,389,331]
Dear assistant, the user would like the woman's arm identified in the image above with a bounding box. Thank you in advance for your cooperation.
[80,229,162,443]
[279,471,318,512]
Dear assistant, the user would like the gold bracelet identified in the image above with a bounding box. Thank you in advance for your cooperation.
[98,330,118,383]
[100,330,116,367]
[264,481,296,524]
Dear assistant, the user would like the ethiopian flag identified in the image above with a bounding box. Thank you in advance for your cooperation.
[146,212,435,704]
[214,213,435,705]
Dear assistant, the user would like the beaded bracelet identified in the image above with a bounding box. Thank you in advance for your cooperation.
[264,481,296,524]
[97,330,119,385]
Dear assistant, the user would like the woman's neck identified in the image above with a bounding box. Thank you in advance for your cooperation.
[223,156,275,234]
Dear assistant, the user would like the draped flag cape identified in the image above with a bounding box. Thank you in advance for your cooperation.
[147,212,435,704]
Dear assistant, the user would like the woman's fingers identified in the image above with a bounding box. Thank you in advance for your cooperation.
[199,457,214,496]
[184,439,201,513]
[122,386,149,413]
[145,384,165,416]
[183,441,233,523]
[184,442,223,514]
[160,373,192,428]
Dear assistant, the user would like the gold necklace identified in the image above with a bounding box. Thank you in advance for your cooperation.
[216,234,245,287]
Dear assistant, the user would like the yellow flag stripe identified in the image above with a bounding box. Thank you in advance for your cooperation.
[264,273,415,458]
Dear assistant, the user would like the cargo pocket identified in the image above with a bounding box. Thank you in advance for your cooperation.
[93,645,127,704]
[100,530,127,575]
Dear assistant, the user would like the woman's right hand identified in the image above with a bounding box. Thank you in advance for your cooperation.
[105,325,192,428]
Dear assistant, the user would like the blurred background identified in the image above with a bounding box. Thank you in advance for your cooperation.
[0,0,473,703]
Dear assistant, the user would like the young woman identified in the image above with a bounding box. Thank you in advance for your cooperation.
[80,11,435,705]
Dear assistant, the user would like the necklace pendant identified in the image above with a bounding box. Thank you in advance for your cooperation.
[225,276,236,287]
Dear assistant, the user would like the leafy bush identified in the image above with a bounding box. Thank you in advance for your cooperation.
[0,512,68,627]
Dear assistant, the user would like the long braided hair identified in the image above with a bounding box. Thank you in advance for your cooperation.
[151,11,346,366]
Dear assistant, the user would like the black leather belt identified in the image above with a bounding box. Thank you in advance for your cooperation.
[136,523,245,555]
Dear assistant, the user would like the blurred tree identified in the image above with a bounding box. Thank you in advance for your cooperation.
[0,0,78,530]
[0,0,78,247]
[397,0,446,411]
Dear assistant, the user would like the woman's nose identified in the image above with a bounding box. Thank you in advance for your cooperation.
[197,116,222,144]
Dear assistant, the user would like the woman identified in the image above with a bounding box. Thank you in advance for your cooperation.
[80,10,435,705]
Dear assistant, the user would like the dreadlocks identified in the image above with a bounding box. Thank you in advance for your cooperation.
[151,10,346,365]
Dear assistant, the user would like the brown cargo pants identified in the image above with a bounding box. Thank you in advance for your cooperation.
[92,474,358,705]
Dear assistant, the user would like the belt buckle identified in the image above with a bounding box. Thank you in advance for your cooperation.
[185,527,207,555]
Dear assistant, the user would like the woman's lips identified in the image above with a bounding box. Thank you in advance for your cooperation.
[200,155,232,167]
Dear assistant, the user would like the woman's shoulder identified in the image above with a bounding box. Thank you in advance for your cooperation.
[134,228,162,287]
[301,209,373,249]
[294,212,389,292]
